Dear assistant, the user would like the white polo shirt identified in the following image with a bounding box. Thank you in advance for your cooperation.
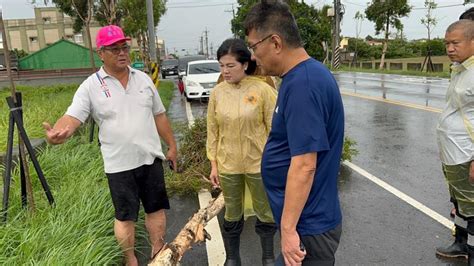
[66,66,166,173]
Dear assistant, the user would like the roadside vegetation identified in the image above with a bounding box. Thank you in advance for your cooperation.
[0,134,121,264]
[0,84,77,152]
[0,81,174,264]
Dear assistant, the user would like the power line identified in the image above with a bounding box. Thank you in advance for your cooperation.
[342,0,465,10]
[341,0,365,7]
[167,3,236,9]
[412,3,465,10]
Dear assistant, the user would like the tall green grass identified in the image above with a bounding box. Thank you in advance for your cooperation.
[158,81,174,110]
[0,81,175,264]
[0,133,122,264]
[0,85,77,152]
[0,81,175,152]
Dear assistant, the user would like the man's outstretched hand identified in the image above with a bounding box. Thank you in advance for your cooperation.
[42,122,71,145]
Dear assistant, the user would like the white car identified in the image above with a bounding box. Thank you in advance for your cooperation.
[183,60,220,101]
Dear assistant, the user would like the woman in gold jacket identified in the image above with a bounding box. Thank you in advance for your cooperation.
[207,38,277,266]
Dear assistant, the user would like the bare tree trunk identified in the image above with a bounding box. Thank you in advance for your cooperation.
[137,34,145,64]
[142,31,150,67]
[379,16,390,70]
[101,0,118,25]
[85,23,97,72]
[150,193,225,266]
[72,0,96,72]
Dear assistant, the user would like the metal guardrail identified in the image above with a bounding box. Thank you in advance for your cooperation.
[0,68,94,80]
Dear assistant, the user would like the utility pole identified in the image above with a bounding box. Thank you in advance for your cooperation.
[199,35,204,55]
[210,42,214,58]
[331,0,342,69]
[225,4,237,37]
[146,0,157,62]
[204,28,209,59]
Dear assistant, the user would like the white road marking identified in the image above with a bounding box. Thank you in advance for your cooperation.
[340,90,442,113]
[185,100,195,128]
[198,189,225,266]
[186,100,225,265]
[343,161,454,229]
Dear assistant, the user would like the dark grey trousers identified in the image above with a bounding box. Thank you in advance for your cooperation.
[275,223,342,266]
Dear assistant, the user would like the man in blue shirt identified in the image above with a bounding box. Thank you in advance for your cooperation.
[245,2,344,265]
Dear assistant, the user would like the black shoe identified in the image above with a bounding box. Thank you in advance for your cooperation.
[436,241,468,259]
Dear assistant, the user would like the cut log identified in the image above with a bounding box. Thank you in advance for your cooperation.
[149,191,225,265]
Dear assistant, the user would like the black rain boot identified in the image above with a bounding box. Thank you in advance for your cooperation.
[436,225,468,259]
[256,219,277,266]
[223,217,244,266]
[469,244,474,266]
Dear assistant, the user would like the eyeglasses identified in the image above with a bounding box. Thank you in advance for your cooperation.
[247,34,273,54]
[101,44,130,55]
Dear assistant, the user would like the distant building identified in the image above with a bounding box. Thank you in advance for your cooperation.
[19,39,103,70]
[366,40,384,46]
[3,7,103,53]
[2,7,164,59]
[157,39,166,60]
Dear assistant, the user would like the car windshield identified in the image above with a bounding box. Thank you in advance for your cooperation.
[162,59,178,66]
[178,56,206,70]
[188,63,220,74]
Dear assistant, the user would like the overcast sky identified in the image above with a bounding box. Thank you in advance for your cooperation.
[2,0,473,56]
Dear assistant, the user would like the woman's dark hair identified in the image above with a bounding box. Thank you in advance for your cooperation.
[216,38,257,75]
[460,7,474,20]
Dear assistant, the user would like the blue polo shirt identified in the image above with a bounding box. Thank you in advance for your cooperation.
[261,58,344,236]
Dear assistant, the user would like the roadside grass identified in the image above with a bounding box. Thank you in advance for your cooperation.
[0,80,175,264]
[0,84,77,152]
[166,118,210,196]
[336,65,450,79]
[158,81,174,110]
[0,133,122,264]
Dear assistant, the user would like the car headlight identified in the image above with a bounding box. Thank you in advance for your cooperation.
[186,80,200,87]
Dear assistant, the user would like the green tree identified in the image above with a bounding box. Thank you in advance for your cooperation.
[412,38,445,57]
[385,38,414,58]
[118,0,166,65]
[347,38,382,59]
[420,0,437,42]
[30,0,167,66]
[31,0,97,71]
[365,0,411,69]
[352,11,364,64]
[231,0,332,61]
[420,0,437,71]
[95,0,122,25]
[11,49,28,59]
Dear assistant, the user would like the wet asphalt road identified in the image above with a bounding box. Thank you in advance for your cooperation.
[162,73,464,265]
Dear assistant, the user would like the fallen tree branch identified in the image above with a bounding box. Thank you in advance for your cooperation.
[149,191,224,265]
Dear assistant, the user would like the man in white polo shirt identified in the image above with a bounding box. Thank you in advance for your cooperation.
[42,25,177,266]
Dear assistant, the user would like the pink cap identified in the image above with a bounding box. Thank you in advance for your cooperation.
[96,25,131,48]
